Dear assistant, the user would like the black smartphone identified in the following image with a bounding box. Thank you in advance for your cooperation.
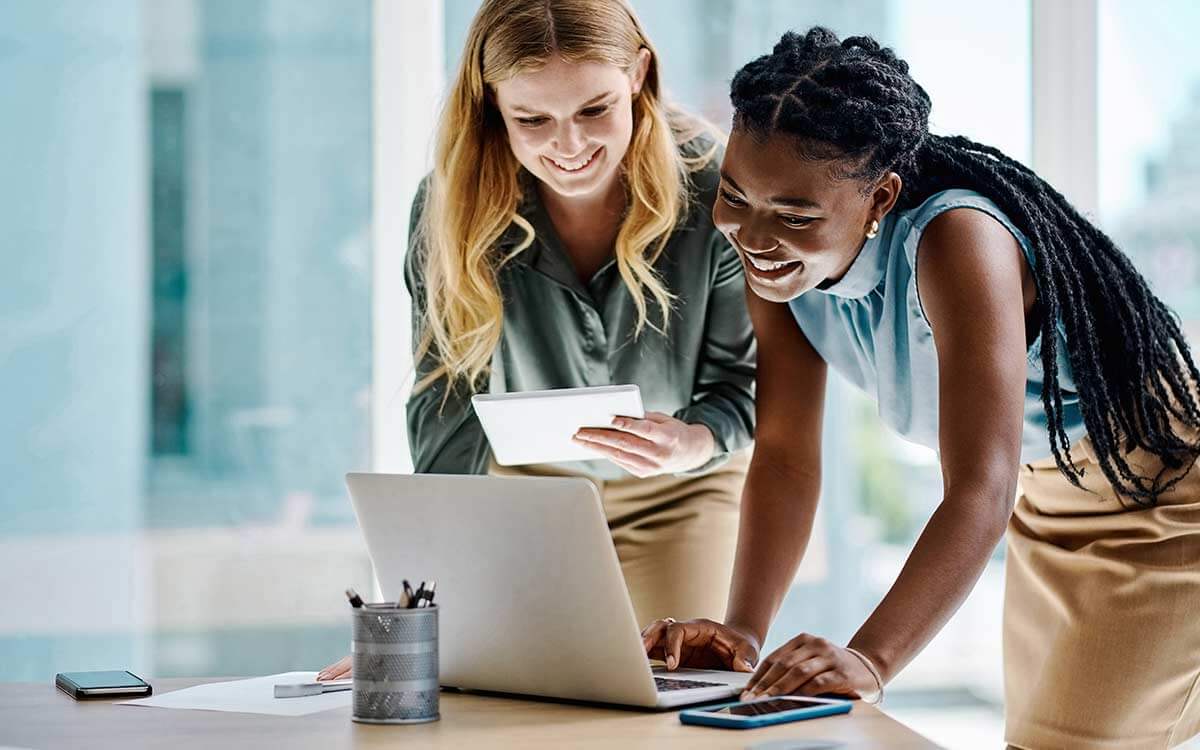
[55,670,152,700]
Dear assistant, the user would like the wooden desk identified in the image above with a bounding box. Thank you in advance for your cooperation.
[0,678,942,749]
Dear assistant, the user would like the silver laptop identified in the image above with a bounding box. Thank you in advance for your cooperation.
[344,472,749,709]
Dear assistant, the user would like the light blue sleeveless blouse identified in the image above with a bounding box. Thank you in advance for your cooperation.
[788,188,1087,463]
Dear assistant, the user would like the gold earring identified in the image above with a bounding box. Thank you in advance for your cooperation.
[866,219,880,239]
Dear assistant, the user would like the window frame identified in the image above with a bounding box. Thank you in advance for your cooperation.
[371,0,444,474]
[1031,0,1099,217]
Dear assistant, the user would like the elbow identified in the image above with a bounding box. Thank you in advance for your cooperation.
[950,438,1020,507]
[958,476,1018,542]
[988,486,1017,540]
[943,462,1019,542]
[989,462,1020,531]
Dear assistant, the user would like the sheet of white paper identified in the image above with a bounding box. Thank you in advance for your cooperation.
[119,672,350,717]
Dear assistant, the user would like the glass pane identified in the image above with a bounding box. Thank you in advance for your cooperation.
[0,0,372,681]
[1099,0,1200,332]
[639,0,1030,163]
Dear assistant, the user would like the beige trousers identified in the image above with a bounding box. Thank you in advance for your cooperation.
[489,450,749,627]
[1006,428,1200,749]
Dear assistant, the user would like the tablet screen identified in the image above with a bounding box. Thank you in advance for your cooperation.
[473,385,644,466]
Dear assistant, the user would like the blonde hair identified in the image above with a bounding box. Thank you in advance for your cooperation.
[413,0,719,395]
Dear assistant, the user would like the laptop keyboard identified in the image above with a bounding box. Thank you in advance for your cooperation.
[654,676,726,692]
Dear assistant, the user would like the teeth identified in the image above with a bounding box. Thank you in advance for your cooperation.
[550,149,598,172]
[747,255,794,272]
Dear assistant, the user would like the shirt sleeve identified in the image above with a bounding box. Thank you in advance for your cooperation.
[673,227,757,474]
[404,179,492,474]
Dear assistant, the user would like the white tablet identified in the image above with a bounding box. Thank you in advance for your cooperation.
[472,385,644,466]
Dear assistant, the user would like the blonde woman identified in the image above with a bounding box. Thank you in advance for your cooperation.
[317,0,754,681]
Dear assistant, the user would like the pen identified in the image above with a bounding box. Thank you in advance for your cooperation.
[411,581,427,609]
[345,588,364,608]
[274,679,352,699]
[418,580,437,608]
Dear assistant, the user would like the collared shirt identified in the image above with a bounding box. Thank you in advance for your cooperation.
[787,188,1086,463]
[405,142,756,478]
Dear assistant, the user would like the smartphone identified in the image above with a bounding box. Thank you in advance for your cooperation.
[55,670,152,700]
[679,695,852,729]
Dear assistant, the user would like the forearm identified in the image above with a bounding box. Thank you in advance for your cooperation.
[724,450,821,646]
[407,383,490,474]
[674,388,754,477]
[848,486,1011,683]
[676,385,755,454]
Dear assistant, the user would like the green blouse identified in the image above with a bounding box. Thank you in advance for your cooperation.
[405,143,756,479]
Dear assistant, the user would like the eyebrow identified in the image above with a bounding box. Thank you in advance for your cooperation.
[720,172,822,210]
[510,91,615,116]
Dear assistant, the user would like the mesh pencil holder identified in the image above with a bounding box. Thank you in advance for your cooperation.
[351,603,439,724]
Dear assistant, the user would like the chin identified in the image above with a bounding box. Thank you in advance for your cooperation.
[746,280,801,304]
[545,176,605,197]
[557,169,618,198]
[743,268,810,303]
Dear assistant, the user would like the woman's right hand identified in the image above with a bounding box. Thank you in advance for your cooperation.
[316,655,351,682]
[641,618,760,673]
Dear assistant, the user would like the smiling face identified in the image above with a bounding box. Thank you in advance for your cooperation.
[492,53,649,201]
[713,127,901,303]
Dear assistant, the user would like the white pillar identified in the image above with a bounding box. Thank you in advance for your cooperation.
[371,0,445,474]
[1032,0,1099,218]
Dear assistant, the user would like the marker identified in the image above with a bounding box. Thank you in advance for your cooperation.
[417,581,437,608]
[345,588,364,608]
[411,581,427,609]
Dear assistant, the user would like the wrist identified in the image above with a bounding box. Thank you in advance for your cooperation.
[685,422,716,469]
[845,640,893,685]
[843,646,885,705]
[723,619,765,653]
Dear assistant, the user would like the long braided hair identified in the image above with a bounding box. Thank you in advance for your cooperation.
[732,28,1200,505]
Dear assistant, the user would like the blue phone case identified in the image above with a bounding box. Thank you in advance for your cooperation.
[679,697,852,729]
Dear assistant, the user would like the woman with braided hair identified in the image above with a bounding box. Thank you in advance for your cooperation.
[642,27,1200,748]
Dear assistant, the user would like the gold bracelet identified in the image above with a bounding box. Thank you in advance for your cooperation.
[844,646,884,705]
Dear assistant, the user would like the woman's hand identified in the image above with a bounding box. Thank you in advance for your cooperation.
[316,655,351,682]
[640,617,760,672]
[740,633,878,701]
[572,411,715,477]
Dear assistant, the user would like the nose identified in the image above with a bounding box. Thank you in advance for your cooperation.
[734,220,779,255]
[552,120,586,157]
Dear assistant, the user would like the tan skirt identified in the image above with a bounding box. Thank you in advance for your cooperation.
[489,450,749,627]
[1005,429,1200,749]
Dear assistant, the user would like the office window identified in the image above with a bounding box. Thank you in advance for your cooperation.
[1099,0,1200,336]
[0,0,372,682]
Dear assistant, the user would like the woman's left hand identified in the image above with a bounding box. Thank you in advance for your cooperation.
[572,411,715,477]
[740,634,879,702]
